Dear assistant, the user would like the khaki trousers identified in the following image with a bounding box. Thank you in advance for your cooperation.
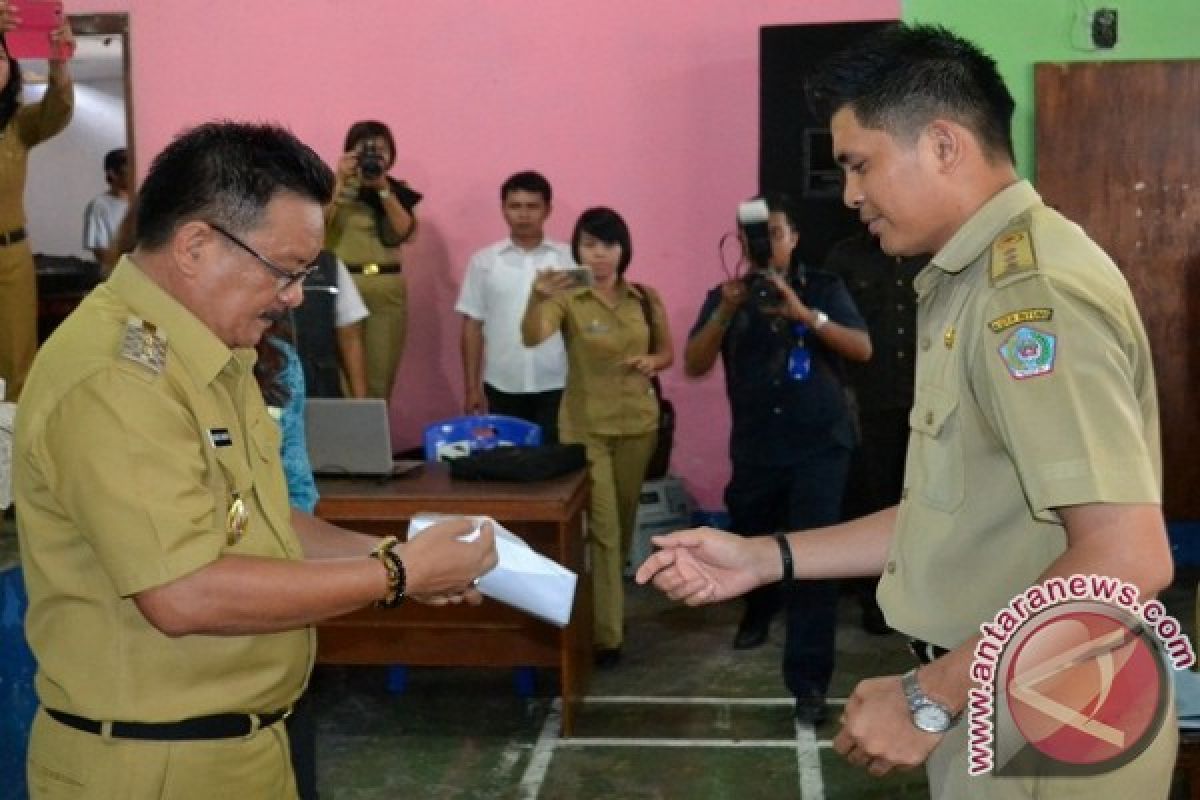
[352,272,407,401]
[927,698,1177,799]
[0,241,38,402]
[564,429,657,650]
[27,708,298,799]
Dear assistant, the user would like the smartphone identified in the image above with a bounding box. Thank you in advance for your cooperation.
[560,267,594,288]
[6,1,74,61]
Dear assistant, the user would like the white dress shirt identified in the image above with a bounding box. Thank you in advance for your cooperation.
[455,237,574,393]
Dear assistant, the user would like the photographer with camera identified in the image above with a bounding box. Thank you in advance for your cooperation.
[683,192,870,724]
[325,120,422,402]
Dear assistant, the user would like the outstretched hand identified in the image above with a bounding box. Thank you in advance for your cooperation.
[633,527,770,605]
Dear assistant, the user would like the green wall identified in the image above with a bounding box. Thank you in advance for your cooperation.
[903,0,1200,179]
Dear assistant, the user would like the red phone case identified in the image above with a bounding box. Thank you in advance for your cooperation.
[5,1,72,61]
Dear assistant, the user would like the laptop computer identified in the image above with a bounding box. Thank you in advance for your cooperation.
[304,398,422,478]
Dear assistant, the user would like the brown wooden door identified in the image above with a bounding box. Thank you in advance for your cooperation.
[1036,60,1200,521]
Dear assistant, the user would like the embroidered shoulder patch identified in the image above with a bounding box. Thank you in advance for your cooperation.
[998,326,1056,379]
[989,229,1038,286]
[119,316,168,374]
[988,308,1053,333]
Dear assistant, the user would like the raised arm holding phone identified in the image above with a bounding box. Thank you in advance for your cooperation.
[0,2,73,402]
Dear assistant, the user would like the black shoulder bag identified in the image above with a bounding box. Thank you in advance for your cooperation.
[633,284,674,481]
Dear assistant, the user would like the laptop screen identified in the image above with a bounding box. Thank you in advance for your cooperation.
[304,398,395,477]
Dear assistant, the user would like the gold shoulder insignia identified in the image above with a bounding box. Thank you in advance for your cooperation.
[989,221,1038,287]
[120,316,168,374]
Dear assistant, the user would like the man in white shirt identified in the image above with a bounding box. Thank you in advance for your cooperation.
[456,171,574,443]
[82,148,130,267]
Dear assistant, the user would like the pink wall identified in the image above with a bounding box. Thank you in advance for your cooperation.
[67,0,899,507]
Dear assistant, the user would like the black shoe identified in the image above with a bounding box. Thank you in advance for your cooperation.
[594,648,622,669]
[794,693,829,725]
[732,616,770,650]
[861,601,892,636]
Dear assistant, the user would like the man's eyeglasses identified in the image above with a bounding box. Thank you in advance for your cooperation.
[208,221,319,292]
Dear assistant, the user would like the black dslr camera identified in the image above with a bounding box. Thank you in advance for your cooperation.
[358,140,385,181]
[738,199,782,309]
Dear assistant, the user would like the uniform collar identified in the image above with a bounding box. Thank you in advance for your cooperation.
[930,180,1041,272]
[917,180,1042,292]
[107,256,247,385]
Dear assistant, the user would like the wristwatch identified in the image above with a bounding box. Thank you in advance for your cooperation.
[901,668,957,733]
[811,309,829,330]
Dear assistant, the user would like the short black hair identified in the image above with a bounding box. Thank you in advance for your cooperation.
[760,192,802,233]
[571,207,632,275]
[103,147,127,176]
[343,119,396,166]
[136,121,334,250]
[500,171,553,205]
[806,23,1016,164]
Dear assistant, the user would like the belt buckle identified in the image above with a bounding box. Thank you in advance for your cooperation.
[362,262,380,276]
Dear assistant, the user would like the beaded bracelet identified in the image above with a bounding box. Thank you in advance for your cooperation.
[368,535,407,608]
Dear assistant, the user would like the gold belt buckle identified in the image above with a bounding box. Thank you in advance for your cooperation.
[362,263,380,276]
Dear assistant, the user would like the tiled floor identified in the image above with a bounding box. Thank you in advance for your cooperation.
[3,516,1197,798]
[308,581,931,800]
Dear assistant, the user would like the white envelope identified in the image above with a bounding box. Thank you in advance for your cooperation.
[407,513,578,628]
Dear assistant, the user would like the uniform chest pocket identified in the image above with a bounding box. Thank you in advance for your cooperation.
[908,385,964,513]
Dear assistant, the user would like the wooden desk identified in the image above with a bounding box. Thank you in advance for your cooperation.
[314,464,591,735]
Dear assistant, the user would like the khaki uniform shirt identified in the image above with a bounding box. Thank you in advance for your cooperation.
[324,180,417,267]
[0,76,74,232]
[878,181,1161,647]
[15,257,312,721]
[524,281,668,438]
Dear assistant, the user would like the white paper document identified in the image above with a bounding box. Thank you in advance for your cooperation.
[408,513,578,628]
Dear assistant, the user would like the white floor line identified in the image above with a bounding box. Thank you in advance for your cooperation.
[583,695,848,707]
[517,698,561,800]
[557,737,801,748]
[795,721,826,800]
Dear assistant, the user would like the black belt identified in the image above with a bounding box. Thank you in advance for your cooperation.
[345,262,401,275]
[0,227,27,247]
[46,707,290,740]
[909,639,949,665]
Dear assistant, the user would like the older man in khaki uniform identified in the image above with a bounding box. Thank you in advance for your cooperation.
[15,122,495,799]
[637,24,1175,799]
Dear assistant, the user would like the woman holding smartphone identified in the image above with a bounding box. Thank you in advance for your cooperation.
[0,8,73,401]
[522,207,673,668]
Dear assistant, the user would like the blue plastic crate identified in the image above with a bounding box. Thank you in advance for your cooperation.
[422,415,541,462]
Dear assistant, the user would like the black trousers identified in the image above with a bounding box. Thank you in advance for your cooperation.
[725,441,851,697]
[483,384,563,445]
[286,691,318,800]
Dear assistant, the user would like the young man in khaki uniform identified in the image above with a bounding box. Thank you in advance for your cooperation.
[15,122,495,799]
[637,24,1175,798]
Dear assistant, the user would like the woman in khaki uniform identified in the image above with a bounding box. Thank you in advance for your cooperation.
[523,207,673,667]
[324,120,421,402]
[0,17,74,402]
